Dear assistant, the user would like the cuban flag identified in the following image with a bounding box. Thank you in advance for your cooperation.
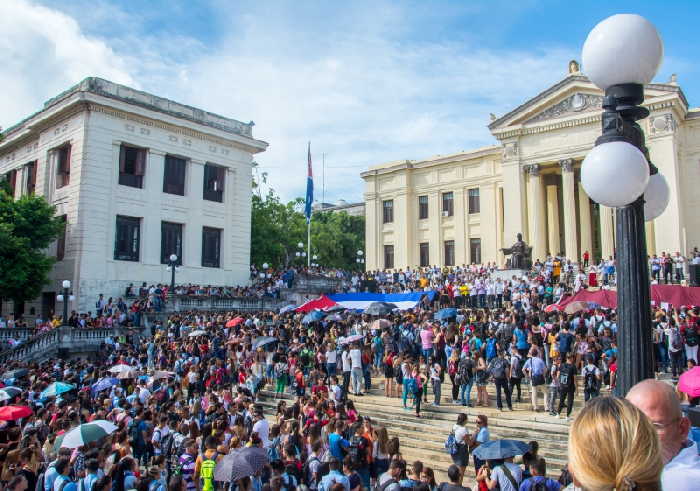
[305,142,313,223]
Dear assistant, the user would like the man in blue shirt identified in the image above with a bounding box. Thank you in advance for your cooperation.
[318,458,350,491]
[556,326,574,357]
[328,421,350,461]
[523,349,547,412]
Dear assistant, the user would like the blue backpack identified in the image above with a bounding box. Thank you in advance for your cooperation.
[486,338,497,360]
[405,377,418,395]
[444,433,458,455]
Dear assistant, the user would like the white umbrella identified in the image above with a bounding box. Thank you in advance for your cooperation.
[189,329,208,337]
[61,420,118,448]
[108,364,135,374]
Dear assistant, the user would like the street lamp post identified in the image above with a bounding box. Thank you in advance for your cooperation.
[356,250,364,271]
[167,254,178,292]
[56,280,73,326]
[580,14,668,395]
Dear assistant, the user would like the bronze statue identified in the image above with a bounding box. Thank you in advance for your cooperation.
[501,233,532,269]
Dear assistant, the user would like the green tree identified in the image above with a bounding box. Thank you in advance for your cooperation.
[250,184,364,269]
[0,181,65,303]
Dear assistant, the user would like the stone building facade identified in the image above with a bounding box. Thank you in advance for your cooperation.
[1,77,267,317]
[361,69,700,271]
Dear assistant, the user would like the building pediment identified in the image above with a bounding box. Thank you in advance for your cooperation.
[489,72,688,139]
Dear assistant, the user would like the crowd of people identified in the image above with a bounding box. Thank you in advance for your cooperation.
[1,254,700,491]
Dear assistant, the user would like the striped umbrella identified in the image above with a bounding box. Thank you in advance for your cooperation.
[60,420,118,448]
[40,382,75,399]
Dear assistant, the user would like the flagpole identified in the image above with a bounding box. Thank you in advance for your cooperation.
[307,220,311,268]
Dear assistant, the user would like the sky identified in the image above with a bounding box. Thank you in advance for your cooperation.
[1,0,698,203]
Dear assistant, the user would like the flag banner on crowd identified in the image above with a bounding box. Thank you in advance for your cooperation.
[328,291,436,311]
[549,284,700,312]
[295,295,337,313]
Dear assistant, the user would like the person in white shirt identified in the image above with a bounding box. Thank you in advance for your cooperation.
[349,345,363,395]
[252,409,270,448]
[627,379,700,491]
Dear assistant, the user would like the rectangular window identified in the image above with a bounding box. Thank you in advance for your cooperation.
[202,227,222,268]
[419,242,430,267]
[56,144,71,189]
[470,238,482,265]
[203,163,225,202]
[468,188,480,214]
[161,221,183,265]
[444,240,455,266]
[382,199,394,224]
[418,195,428,219]
[24,161,37,195]
[163,155,186,195]
[114,215,141,261]
[118,144,147,188]
[442,191,454,217]
[56,215,67,261]
[384,244,394,270]
[4,169,17,197]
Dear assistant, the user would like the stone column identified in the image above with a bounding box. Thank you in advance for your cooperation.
[600,205,615,260]
[527,164,547,262]
[578,181,593,260]
[546,184,560,256]
[560,159,578,261]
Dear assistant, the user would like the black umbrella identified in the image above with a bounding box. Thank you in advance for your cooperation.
[364,302,398,316]
[2,369,28,380]
[214,452,254,482]
[252,336,277,350]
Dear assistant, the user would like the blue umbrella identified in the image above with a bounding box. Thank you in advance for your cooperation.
[279,304,296,314]
[252,336,277,350]
[472,439,529,460]
[40,382,76,399]
[302,310,325,324]
[91,378,118,394]
[325,313,343,322]
[435,308,458,321]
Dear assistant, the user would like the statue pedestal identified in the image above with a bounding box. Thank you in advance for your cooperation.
[492,269,529,282]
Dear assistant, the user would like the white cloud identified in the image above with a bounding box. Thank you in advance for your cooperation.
[1,0,575,203]
[0,0,134,127]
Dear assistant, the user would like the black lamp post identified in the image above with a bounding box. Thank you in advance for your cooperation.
[56,280,73,326]
[581,14,669,395]
[167,254,178,292]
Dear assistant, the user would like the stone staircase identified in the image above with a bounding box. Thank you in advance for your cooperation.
[258,375,597,486]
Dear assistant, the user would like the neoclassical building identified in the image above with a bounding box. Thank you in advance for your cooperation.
[361,65,700,271]
[1,77,266,316]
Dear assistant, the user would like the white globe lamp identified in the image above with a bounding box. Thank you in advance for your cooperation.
[582,14,663,90]
[297,242,304,248]
[62,280,71,289]
[644,173,670,221]
[262,263,269,269]
[581,141,649,207]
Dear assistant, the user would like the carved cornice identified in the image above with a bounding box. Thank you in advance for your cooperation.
[525,93,603,124]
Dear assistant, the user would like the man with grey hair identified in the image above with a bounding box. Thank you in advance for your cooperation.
[627,379,700,491]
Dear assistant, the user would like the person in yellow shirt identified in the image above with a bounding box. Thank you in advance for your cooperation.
[419,276,429,288]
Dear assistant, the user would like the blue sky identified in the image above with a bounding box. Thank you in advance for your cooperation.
[1,0,697,203]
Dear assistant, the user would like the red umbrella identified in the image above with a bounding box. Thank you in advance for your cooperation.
[678,366,700,399]
[0,405,33,421]
[226,317,245,328]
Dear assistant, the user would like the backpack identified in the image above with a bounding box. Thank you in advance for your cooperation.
[490,359,506,380]
[161,431,175,459]
[444,432,458,455]
[458,358,474,385]
[128,419,142,446]
[348,435,368,466]
[511,356,524,379]
[686,327,699,347]
[670,329,683,350]
[199,452,218,491]
[268,436,281,461]
[405,377,418,395]
[530,477,548,491]
[584,366,598,391]
[302,456,320,486]
[485,339,497,360]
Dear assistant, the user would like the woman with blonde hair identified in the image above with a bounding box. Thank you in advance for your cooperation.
[568,395,663,491]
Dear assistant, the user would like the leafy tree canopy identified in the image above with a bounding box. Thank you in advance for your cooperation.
[0,181,65,303]
[251,185,364,270]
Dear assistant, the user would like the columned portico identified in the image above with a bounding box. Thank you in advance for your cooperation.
[560,159,578,259]
[526,164,547,262]
[578,181,593,260]
[600,205,615,259]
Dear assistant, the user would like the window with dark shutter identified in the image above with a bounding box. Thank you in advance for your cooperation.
[161,221,183,264]
[203,163,225,202]
[468,188,480,214]
[56,215,67,260]
[114,216,141,261]
[119,145,147,188]
[418,195,428,219]
[25,161,37,195]
[470,238,482,265]
[384,244,394,269]
[444,240,455,266]
[442,192,454,217]
[419,242,429,267]
[56,144,71,188]
[382,199,394,224]
[4,169,17,197]
[163,155,186,195]
[202,227,222,268]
